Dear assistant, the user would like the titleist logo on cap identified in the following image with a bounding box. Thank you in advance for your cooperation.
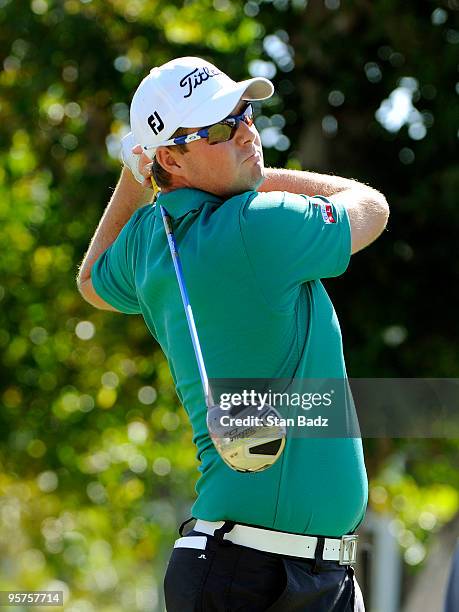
[179,66,222,98]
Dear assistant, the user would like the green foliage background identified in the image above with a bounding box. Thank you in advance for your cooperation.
[1,0,458,609]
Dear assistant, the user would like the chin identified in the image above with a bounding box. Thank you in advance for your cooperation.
[211,167,265,198]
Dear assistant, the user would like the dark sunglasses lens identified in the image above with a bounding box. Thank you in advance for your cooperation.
[207,123,233,145]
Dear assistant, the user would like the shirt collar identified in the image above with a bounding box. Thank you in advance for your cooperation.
[155,188,223,220]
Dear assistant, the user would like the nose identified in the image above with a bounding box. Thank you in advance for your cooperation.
[234,118,257,146]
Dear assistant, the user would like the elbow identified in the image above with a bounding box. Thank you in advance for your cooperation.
[76,273,95,308]
[76,279,93,308]
[349,191,390,255]
[379,195,390,231]
[76,273,88,300]
[76,274,119,312]
[370,189,390,232]
[377,195,390,232]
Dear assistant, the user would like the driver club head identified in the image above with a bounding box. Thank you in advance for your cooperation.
[206,402,286,473]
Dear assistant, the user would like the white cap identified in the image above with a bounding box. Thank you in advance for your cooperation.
[130,56,274,156]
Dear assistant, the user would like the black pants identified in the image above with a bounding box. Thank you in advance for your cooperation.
[164,528,365,611]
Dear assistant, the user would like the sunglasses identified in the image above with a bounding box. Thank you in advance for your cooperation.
[144,104,254,151]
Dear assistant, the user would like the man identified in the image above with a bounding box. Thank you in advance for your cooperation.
[77,56,388,611]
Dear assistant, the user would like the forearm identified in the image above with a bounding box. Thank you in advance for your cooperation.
[77,167,152,284]
[259,167,373,198]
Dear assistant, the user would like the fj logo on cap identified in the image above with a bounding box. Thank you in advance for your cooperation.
[179,67,222,99]
[147,111,164,135]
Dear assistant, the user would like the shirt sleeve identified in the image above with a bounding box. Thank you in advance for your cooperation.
[239,191,351,296]
[91,206,148,314]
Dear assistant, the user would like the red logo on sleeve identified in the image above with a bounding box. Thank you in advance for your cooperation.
[320,203,336,224]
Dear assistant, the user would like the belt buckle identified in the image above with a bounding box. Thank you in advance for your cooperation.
[339,535,358,565]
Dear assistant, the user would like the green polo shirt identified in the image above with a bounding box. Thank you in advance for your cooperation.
[91,187,368,537]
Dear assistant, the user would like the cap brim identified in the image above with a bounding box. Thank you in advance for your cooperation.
[179,77,274,128]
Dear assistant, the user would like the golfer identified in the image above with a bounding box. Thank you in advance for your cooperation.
[77,56,389,611]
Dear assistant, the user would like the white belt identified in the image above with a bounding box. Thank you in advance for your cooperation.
[174,519,358,565]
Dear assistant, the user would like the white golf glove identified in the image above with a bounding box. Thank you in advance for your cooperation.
[120,131,147,184]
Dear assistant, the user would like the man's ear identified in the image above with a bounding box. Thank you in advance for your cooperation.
[155,146,185,177]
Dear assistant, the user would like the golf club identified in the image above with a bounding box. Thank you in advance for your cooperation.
[159,203,286,473]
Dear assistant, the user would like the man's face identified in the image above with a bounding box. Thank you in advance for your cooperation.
[161,100,265,198]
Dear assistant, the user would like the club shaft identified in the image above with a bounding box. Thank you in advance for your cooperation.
[160,205,213,406]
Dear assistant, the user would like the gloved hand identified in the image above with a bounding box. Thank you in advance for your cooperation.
[120,131,152,184]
